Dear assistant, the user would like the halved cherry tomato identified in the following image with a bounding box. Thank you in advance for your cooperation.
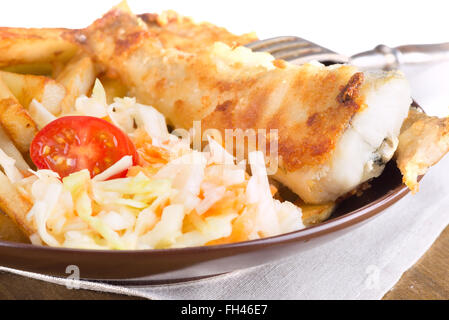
[30,116,138,179]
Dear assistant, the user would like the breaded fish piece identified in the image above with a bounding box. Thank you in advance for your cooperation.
[138,11,258,52]
[68,7,411,204]
[396,108,449,193]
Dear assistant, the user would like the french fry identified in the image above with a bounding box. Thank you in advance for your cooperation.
[0,171,34,237]
[0,71,66,115]
[0,77,38,153]
[56,54,96,114]
[0,125,30,172]
[0,27,78,67]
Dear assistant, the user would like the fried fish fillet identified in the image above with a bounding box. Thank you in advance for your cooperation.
[396,108,449,193]
[67,7,411,204]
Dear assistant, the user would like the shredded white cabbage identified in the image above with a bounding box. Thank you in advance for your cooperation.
[206,136,235,166]
[0,126,29,172]
[174,212,237,248]
[27,179,62,247]
[135,104,169,144]
[274,200,305,233]
[247,151,280,237]
[92,155,133,181]
[139,204,185,249]
[74,79,108,118]
[107,96,169,147]
[0,148,23,183]
[29,99,57,129]
[196,183,226,215]
[98,210,136,231]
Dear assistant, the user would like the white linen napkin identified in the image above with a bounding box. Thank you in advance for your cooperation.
[2,153,449,299]
[1,62,449,300]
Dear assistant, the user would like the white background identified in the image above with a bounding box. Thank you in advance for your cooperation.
[0,0,448,114]
[1,0,449,299]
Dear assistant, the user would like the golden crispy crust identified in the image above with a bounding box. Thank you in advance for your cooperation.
[67,8,364,172]
[337,72,365,106]
[138,11,258,52]
[203,66,363,169]
[297,200,336,226]
[0,97,38,152]
[396,108,449,193]
[64,9,148,60]
[0,77,38,152]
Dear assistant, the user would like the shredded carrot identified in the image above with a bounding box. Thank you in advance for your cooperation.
[185,211,207,233]
[206,205,257,245]
[201,188,245,218]
[126,165,159,178]
[101,115,113,123]
[139,144,171,164]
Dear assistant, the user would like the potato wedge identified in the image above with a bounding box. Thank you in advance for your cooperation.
[0,27,78,67]
[0,171,34,237]
[57,55,96,114]
[0,77,38,152]
[0,71,65,115]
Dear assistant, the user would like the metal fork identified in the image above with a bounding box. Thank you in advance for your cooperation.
[245,36,449,70]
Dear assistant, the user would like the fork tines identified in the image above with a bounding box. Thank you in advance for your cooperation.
[245,36,348,65]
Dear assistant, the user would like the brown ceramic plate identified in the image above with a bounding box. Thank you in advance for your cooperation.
[0,156,417,285]
[0,105,422,284]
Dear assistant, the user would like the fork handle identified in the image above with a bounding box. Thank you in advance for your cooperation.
[349,43,449,70]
